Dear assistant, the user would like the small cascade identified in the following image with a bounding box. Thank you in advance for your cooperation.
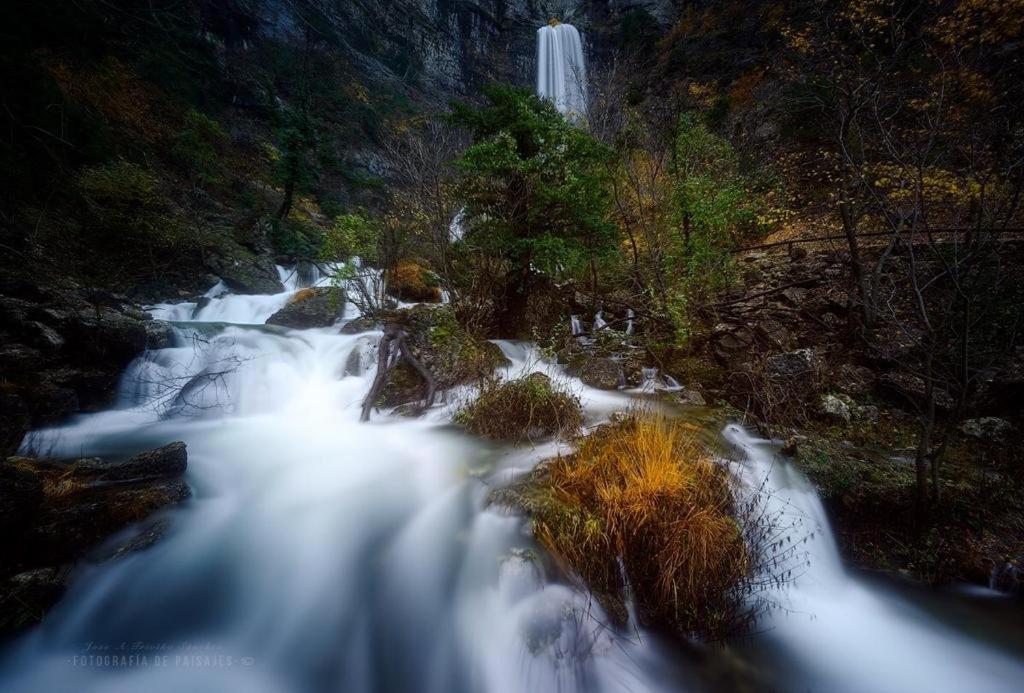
[593,310,606,331]
[536,22,587,117]
[625,309,635,335]
[449,208,466,241]
[639,366,683,393]
[296,260,320,288]
[990,561,1021,594]
[570,314,583,335]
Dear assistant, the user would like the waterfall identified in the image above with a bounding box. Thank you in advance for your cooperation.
[625,308,635,335]
[449,207,465,241]
[592,310,606,331]
[570,314,582,335]
[536,23,587,117]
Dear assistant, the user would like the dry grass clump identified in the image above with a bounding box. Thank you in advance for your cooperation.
[288,287,316,305]
[456,373,583,441]
[525,411,753,638]
[386,260,442,303]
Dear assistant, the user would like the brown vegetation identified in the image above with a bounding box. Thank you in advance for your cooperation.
[386,260,442,303]
[514,411,754,638]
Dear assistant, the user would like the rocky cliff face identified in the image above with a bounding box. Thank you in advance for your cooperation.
[205,0,679,104]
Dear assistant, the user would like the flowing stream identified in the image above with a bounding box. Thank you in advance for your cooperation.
[1,277,1022,692]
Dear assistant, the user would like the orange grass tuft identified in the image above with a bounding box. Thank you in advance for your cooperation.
[529,411,752,638]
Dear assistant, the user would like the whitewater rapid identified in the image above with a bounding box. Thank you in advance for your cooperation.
[2,274,1022,693]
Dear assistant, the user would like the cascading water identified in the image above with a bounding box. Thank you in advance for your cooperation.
[536,22,587,117]
[2,23,1022,691]
[723,426,1024,692]
[2,275,1022,692]
[448,208,465,242]
[570,314,582,335]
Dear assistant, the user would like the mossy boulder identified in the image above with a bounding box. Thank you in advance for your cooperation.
[379,305,509,407]
[456,372,583,440]
[205,237,284,295]
[0,441,190,639]
[266,287,345,329]
[386,260,442,303]
[565,354,624,390]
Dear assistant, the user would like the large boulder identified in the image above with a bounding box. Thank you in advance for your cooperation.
[205,239,284,295]
[959,417,1014,445]
[378,305,510,408]
[764,348,817,380]
[385,260,442,303]
[75,441,187,482]
[567,355,624,390]
[0,442,190,639]
[266,287,345,329]
[0,286,166,454]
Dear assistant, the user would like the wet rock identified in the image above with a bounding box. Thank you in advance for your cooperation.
[343,335,378,377]
[144,319,175,350]
[75,441,187,482]
[266,287,345,329]
[378,305,510,408]
[339,316,380,334]
[104,519,172,561]
[673,387,707,407]
[567,356,623,390]
[959,417,1014,445]
[0,567,71,637]
[0,442,190,639]
[206,241,284,295]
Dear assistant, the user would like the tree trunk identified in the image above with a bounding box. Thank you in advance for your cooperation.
[277,179,295,220]
[839,200,872,329]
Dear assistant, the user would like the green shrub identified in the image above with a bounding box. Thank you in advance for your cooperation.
[172,108,228,185]
[76,159,188,250]
[456,372,582,441]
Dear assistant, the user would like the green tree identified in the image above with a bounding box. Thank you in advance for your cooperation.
[451,85,616,326]
[274,111,315,220]
[666,113,757,336]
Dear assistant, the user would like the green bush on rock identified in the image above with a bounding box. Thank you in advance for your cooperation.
[456,372,582,441]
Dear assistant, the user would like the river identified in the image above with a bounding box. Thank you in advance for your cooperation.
[1,271,1022,692]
